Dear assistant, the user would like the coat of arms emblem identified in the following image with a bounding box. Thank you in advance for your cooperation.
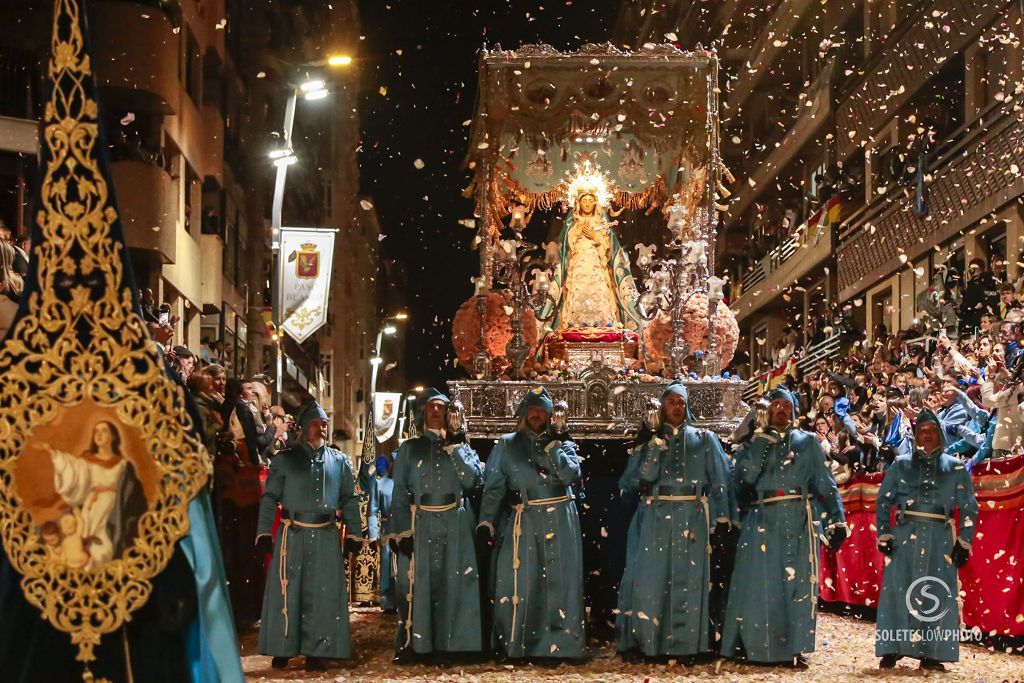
[296,242,320,279]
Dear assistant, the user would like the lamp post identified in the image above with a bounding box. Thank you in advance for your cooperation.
[361,314,407,464]
[269,59,351,397]
[396,392,415,441]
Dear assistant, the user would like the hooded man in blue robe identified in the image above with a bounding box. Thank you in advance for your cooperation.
[368,453,396,612]
[477,387,586,662]
[616,381,735,662]
[255,401,364,673]
[389,388,484,664]
[721,387,848,668]
[875,410,978,671]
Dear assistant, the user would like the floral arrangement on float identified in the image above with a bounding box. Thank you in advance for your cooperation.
[452,290,538,376]
[642,296,740,375]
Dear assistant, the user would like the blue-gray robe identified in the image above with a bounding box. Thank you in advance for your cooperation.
[257,443,361,659]
[875,450,978,662]
[616,424,734,656]
[479,431,585,659]
[390,432,484,653]
[721,428,845,662]
[368,475,396,610]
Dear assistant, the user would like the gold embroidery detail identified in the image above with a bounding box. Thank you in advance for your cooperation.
[0,0,210,676]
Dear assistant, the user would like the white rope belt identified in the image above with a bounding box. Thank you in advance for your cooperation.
[279,518,336,637]
[510,494,572,644]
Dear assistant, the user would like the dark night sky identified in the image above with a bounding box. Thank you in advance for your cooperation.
[357,1,620,391]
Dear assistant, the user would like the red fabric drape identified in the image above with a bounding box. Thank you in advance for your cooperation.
[819,454,1024,636]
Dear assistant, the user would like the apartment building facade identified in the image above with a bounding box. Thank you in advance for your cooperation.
[0,0,387,449]
[616,0,1024,375]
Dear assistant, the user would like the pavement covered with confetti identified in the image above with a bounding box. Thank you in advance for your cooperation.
[242,607,1023,682]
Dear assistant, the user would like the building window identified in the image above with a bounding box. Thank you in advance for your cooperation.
[183,162,199,236]
[320,352,333,399]
[183,28,202,105]
[865,121,898,202]
[871,287,893,339]
[751,322,768,373]
[978,224,1008,278]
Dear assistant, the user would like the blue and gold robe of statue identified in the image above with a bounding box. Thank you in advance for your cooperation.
[256,443,361,659]
[390,431,484,653]
[479,431,585,659]
[721,428,845,663]
[875,450,978,662]
[616,424,733,656]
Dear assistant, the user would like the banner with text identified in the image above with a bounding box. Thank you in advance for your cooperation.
[279,228,335,343]
[373,392,403,443]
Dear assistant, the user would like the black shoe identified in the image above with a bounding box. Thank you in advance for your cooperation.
[620,649,643,664]
[879,654,900,669]
[381,607,398,615]
[790,654,809,669]
[919,658,946,671]
[270,656,290,670]
[393,648,417,665]
[530,657,561,669]
[433,652,453,667]
[305,656,327,672]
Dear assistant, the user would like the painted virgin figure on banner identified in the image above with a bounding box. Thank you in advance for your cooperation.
[44,419,147,570]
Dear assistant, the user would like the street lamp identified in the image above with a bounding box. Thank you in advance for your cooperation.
[362,319,405,466]
[268,56,352,397]
[397,392,416,441]
[369,322,399,397]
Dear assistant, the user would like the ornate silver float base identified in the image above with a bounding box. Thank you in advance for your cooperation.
[448,368,747,440]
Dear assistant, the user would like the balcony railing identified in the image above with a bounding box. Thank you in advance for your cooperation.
[836,95,1024,298]
[742,333,841,402]
[738,236,799,292]
[834,0,1011,161]
[725,58,835,227]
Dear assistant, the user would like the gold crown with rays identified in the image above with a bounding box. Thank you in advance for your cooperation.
[561,159,614,210]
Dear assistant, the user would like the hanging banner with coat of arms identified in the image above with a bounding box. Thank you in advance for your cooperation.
[279,227,336,343]
[373,392,403,443]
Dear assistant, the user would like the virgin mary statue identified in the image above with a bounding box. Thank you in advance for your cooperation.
[546,168,642,332]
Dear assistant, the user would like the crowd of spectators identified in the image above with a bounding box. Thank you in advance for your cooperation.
[140,286,300,629]
[763,255,1024,485]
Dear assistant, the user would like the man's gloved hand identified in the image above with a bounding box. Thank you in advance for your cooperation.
[398,536,414,557]
[388,538,400,555]
[343,537,363,556]
[446,429,468,445]
[951,539,970,568]
[824,524,849,552]
[633,422,656,449]
[255,535,273,556]
[476,524,494,551]
[877,534,895,556]
[547,425,571,443]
